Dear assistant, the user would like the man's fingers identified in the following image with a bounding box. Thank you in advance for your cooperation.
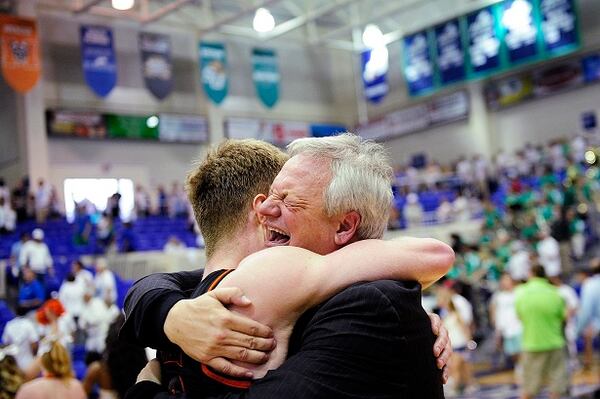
[205,357,254,379]
[433,329,449,358]
[217,346,270,365]
[210,287,251,306]
[223,330,276,352]
[441,365,449,384]
[436,346,452,370]
[428,313,441,336]
[223,312,274,338]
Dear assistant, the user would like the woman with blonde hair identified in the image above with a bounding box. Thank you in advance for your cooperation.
[15,341,85,399]
[0,348,24,399]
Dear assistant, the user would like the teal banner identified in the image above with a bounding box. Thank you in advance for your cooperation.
[199,42,228,105]
[403,0,580,97]
[252,48,279,108]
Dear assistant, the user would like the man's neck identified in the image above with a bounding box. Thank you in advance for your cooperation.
[204,239,256,278]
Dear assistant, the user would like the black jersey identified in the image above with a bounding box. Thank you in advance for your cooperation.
[158,269,253,397]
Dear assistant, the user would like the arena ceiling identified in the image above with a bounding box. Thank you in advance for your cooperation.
[35,0,515,51]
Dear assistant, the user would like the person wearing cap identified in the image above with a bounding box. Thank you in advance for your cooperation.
[19,229,53,282]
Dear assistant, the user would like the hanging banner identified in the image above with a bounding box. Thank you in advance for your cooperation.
[403,30,434,96]
[199,42,228,105]
[361,48,388,103]
[139,32,172,100]
[0,15,40,93]
[540,0,579,55]
[80,25,117,97]
[252,48,280,108]
[466,6,501,76]
[434,20,466,85]
[501,0,540,64]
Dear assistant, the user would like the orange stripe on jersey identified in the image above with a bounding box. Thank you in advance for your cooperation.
[201,364,252,389]
[208,269,235,291]
[203,268,252,389]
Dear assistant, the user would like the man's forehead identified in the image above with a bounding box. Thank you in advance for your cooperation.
[272,154,330,187]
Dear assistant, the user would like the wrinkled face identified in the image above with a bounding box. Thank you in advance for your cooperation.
[257,154,340,255]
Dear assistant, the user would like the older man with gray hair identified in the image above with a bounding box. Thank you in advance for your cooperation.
[123,133,452,399]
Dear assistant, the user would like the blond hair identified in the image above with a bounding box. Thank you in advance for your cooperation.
[186,139,287,257]
[41,342,74,380]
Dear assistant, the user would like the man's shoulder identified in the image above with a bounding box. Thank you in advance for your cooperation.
[314,280,424,319]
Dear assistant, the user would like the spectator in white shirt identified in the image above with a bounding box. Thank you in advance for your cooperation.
[78,292,118,354]
[94,258,117,305]
[34,178,52,224]
[537,229,561,277]
[0,196,17,234]
[58,273,85,320]
[71,260,94,294]
[508,241,531,282]
[1,306,40,371]
[19,229,53,280]
[163,236,187,254]
[489,274,522,365]
[403,193,423,228]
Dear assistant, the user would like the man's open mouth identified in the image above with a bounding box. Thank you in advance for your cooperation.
[267,227,290,246]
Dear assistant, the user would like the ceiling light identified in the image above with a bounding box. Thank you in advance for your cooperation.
[253,8,275,33]
[112,0,135,11]
[362,24,384,49]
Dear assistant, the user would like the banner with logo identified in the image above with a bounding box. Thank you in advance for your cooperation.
[139,32,172,100]
[466,6,501,76]
[199,42,228,105]
[434,20,466,85]
[158,114,208,143]
[80,25,117,97]
[252,48,279,108]
[361,48,388,103]
[403,30,434,96]
[357,91,469,141]
[502,0,540,64]
[0,15,40,93]
[46,110,107,138]
[540,0,579,55]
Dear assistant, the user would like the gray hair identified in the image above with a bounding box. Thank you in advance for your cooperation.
[287,133,393,239]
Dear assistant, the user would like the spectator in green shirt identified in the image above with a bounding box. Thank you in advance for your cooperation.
[515,265,568,399]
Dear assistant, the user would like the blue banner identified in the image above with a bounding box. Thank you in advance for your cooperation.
[199,42,228,105]
[80,25,117,98]
[361,48,388,103]
[403,31,434,96]
[139,32,172,100]
[466,6,501,75]
[501,0,540,64]
[252,48,280,108]
[582,54,600,83]
[310,124,347,138]
[434,20,466,85]
[540,0,579,55]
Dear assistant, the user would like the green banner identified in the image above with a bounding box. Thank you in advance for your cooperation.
[252,48,279,108]
[104,114,158,140]
[199,42,228,105]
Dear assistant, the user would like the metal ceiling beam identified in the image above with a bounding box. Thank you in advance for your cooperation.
[200,0,283,34]
[73,0,104,14]
[142,0,194,24]
[262,0,362,40]
[315,0,425,44]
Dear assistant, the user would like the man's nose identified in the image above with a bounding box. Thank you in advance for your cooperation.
[258,196,281,218]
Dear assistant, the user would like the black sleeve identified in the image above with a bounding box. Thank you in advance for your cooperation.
[127,280,441,399]
[120,270,204,349]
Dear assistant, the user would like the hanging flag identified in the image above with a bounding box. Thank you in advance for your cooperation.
[80,25,117,98]
[199,42,228,105]
[361,48,388,103]
[252,48,279,108]
[139,32,172,100]
[0,15,40,93]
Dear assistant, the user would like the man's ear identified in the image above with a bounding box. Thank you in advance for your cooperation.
[253,194,267,224]
[334,211,361,246]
